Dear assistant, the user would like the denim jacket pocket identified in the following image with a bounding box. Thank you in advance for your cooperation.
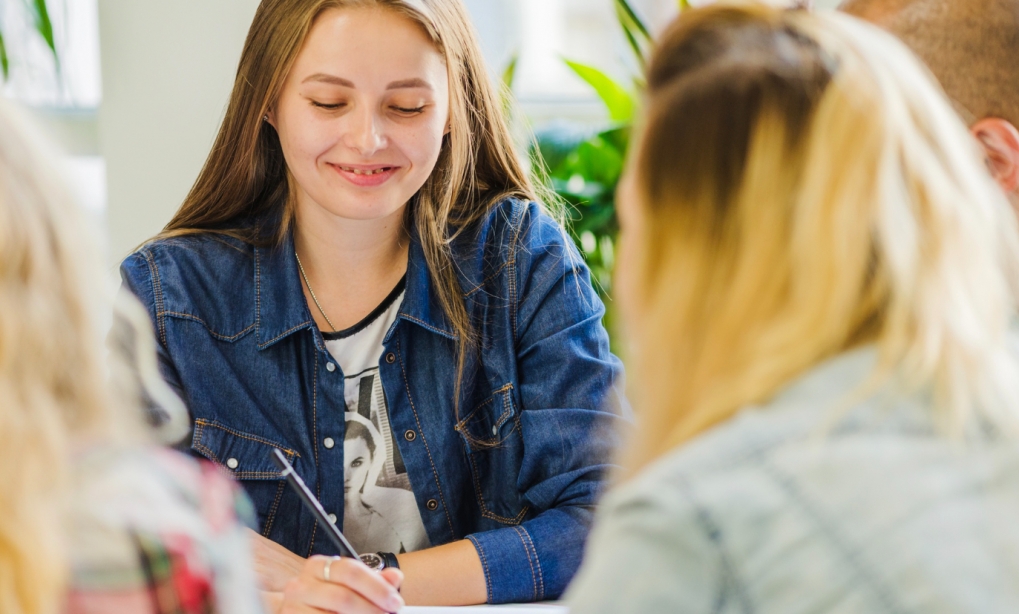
[191,419,298,536]
[455,384,529,525]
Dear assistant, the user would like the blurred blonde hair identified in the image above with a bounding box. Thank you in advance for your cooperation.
[0,98,179,613]
[621,3,1019,479]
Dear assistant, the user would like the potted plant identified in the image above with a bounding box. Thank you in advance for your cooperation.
[518,0,688,334]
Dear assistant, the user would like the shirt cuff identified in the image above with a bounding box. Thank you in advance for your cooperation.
[468,525,545,604]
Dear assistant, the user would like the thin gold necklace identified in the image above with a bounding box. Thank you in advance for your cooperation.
[295,250,338,332]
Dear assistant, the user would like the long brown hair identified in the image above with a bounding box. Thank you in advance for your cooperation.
[161,0,535,365]
[619,4,1019,479]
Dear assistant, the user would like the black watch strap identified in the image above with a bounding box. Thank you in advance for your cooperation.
[378,552,400,570]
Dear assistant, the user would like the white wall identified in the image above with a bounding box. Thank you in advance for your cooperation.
[97,0,260,261]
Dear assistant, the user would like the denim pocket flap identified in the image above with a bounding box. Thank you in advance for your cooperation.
[456,383,517,449]
[192,419,298,480]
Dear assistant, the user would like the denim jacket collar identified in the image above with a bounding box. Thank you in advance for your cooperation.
[253,230,456,350]
[396,237,458,341]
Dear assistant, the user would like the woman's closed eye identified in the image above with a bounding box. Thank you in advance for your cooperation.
[310,100,347,111]
[391,105,426,116]
[308,101,425,116]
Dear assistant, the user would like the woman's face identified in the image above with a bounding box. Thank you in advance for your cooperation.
[343,436,373,496]
[270,7,451,222]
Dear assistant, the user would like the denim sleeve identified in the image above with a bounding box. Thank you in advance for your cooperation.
[468,203,628,603]
[565,474,726,614]
[120,251,190,430]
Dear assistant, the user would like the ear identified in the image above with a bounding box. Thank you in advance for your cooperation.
[264,108,278,129]
[971,117,1019,194]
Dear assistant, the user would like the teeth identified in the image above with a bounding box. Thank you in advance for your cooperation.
[342,167,388,175]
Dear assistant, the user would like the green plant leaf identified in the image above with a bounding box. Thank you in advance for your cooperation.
[571,201,617,236]
[564,134,625,190]
[598,125,631,154]
[532,124,591,177]
[502,54,518,89]
[0,31,9,80]
[615,0,651,69]
[499,54,518,116]
[564,59,635,123]
[619,24,647,72]
[25,0,56,56]
[615,0,651,42]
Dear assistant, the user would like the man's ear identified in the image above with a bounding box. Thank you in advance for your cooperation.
[971,117,1019,194]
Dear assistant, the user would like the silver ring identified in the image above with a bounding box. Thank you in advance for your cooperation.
[323,556,341,583]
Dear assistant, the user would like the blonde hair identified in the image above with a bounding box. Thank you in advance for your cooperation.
[620,3,1019,479]
[0,99,171,613]
[160,0,545,406]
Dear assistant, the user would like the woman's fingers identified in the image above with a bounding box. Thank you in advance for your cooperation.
[379,568,404,591]
[285,580,392,614]
[280,556,405,614]
[316,557,405,612]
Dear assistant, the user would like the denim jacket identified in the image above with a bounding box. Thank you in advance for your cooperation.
[121,198,626,603]
[567,347,1019,613]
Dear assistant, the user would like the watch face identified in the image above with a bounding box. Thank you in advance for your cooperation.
[359,552,384,570]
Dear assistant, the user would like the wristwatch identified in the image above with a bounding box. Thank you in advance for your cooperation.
[359,552,400,571]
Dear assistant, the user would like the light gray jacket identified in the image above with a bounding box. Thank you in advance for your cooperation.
[567,348,1019,613]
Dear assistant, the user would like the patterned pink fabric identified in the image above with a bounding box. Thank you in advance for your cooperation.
[64,448,263,614]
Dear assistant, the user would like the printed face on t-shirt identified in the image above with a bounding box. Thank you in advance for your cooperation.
[344,436,373,497]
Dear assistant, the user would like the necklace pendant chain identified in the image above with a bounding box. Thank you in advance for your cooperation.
[295,250,338,332]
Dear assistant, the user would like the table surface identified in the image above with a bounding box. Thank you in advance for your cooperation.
[404,605,568,613]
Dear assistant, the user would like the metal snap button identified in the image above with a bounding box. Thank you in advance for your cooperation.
[328,513,337,524]
[385,353,396,364]
[326,362,336,372]
[404,430,417,442]
[426,499,439,511]
[226,458,239,470]
[324,437,335,449]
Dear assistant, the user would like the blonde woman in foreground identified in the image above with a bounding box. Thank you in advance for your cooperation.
[0,97,263,614]
[567,4,1019,613]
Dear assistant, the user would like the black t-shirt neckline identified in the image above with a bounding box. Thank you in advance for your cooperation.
[321,275,407,341]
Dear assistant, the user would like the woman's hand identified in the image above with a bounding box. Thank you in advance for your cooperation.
[278,555,405,614]
[250,529,306,592]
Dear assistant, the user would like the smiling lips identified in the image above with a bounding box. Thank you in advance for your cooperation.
[329,163,400,187]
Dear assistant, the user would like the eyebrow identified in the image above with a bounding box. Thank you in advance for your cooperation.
[302,73,355,87]
[301,74,432,91]
[386,78,432,91]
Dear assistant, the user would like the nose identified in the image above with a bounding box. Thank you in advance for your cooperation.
[345,105,386,156]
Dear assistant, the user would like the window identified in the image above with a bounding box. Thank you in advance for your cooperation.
[1,0,101,108]
[2,0,104,214]
[517,0,676,101]
[509,0,677,126]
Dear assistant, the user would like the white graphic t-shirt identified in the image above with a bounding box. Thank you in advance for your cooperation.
[322,277,430,555]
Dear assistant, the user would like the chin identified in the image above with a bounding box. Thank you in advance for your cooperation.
[320,193,410,222]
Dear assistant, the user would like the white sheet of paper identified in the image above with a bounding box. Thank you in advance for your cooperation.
[402,606,568,613]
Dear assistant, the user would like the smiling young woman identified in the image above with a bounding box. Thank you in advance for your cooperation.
[120,1,625,612]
